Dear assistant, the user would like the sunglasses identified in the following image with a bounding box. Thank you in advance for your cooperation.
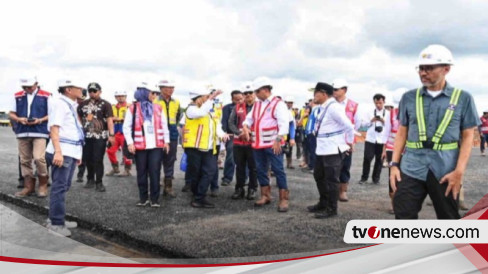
[243,91,253,95]
[415,65,445,73]
[88,89,99,93]
[151,92,160,95]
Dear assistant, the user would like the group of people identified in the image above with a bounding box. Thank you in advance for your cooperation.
[7,44,483,237]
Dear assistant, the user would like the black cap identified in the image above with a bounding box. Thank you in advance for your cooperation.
[314,82,334,95]
[87,82,101,91]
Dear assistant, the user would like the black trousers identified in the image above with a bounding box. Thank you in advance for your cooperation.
[233,145,257,191]
[386,150,393,193]
[339,152,353,183]
[162,141,178,179]
[185,148,216,202]
[83,138,107,183]
[361,141,384,182]
[135,148,163,203]
[394,170,460,219]
[313,153,344,213]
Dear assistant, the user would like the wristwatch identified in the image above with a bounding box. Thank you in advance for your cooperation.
[388,161,400,168]
[275,136,283,142]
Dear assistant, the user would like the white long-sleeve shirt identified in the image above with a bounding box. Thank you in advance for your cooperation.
[242,95,289,136]
[180,100,225,148]
[315,98,356,156]
[363,107,391,144]
[123,105,170,149]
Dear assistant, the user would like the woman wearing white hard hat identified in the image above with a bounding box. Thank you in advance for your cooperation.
[390,44,480,220]
[123,83,170,208]
[106,90,133,177]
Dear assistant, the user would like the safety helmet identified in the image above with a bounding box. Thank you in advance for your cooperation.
[418,44,454,66]
[252,77,272,91]
[114,90,127,96]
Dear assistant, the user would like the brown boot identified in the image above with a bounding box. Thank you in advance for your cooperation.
[37,175,49,198]
[120,164,132,176]
[339,183,349,202]
[163,178,176,198]
[15,176,36,197]
[255,185,272,206]
[277,189,290,212]
[106,163,120,176]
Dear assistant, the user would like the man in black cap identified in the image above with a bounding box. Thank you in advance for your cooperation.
[307,82,357,219]
[77,82,114,192]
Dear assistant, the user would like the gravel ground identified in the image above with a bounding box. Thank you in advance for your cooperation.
[0,127,486,260]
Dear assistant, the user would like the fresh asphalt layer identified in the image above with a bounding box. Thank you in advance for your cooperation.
[0,127,486,260]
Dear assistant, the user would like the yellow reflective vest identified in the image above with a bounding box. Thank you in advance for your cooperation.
[155,98,180,125]
[182,106,218,154]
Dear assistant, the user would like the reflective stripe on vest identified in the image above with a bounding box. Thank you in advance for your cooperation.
[251,97,284,149]
[130,103,165,150]
[233,103,251,146]
[156,98,180,125]
[408,87,462,150]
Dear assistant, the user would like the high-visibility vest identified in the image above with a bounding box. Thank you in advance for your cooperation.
[386,108,399,150]
[251,97,285,149]
[155,98,180,125]
[406,87,462,151]
[299,108,308,127]
[233,103,252,146]
[13,89,51,138]
[345,99,358,124]
[129,103,166,150]
[481,116,488,134]
[112,102,129,134]
[182,105,218,154]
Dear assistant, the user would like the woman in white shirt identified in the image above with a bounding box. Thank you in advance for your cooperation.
[123,85,169,208]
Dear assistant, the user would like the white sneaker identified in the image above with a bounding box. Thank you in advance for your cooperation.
[46,218,78,228]
[47,224,71,237]
[136,200,150,207]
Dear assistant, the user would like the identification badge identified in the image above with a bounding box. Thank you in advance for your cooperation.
[147,125,154,134]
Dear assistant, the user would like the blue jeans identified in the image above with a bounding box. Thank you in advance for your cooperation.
[480,133,488,153]
[185,148,216,201]
[135,148,163,203]
[46,153,77,226]
[222,139,235,182]
[253,148,287,189]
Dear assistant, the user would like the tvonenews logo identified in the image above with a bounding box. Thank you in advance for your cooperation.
[344,220,488,244]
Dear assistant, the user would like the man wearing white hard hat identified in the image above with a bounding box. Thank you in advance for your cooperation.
[331,78,360,202]
[390,44,480,219]
[9,76,52,198]
[284,96,297,170]
[181,89,229,208]
[383,88,407,214]
[106,90,133,177]
[241,77,291,212]
[45,79,85,237]
[154,80,181,198]
[479,110,488,156]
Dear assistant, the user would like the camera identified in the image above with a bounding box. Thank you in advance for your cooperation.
[27,118,36,123]
[375,115,381,119]
[375,126,383,133]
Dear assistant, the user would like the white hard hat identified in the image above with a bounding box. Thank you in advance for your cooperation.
[137,81,151,89]
[393,88,408,104]
[418,44,454,65]
[114,90,127,96]
[483,109,488,113]
[189,89,208,100]
[157,79,175,87]
[58,79,84,89]
[252,76,272,91]
[331,78,348,89]
[241,82,253,92]
[284,96,295,102]
[19,76,37,87]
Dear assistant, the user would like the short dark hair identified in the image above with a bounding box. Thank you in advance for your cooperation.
[58,87,67,94]
[231,90,242,98]
[373,93,385,101]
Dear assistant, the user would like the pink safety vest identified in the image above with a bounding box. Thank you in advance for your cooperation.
[386,108,399,151]
[345,99,358,124]
[130,102,165,150]
[251,97,285,149]
[481,116,488,134]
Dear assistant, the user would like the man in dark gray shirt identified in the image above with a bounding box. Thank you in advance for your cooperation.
[389,44,480,219]
[228,83,257,200]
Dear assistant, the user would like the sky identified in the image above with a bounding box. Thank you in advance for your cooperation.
[1,0,488,118]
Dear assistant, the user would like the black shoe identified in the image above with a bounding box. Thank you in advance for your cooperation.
[210,189,219,197]
[307,203,327,213]
[373,180,380,184]
[246,189,257,200]
[231,188,245,200]
[358,179,367,184]
[76,177,83,183]
[95,183,106,192]
[191,199,215,208]
[221,179,231,186]
[17,180,24,189]
[181,184,191,192]
[136,200,150,207]
[314,210,338,219]
[84,179,95,189]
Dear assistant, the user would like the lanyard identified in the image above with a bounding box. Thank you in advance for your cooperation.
[314,101,335,135]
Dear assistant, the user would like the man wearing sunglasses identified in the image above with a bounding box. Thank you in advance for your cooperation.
[390,44,480,219]
[9,76,51,198]
[77,82,115,192]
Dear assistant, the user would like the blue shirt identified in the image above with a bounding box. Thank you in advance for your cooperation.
[305,106,321,135]
[398,82,480,181]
